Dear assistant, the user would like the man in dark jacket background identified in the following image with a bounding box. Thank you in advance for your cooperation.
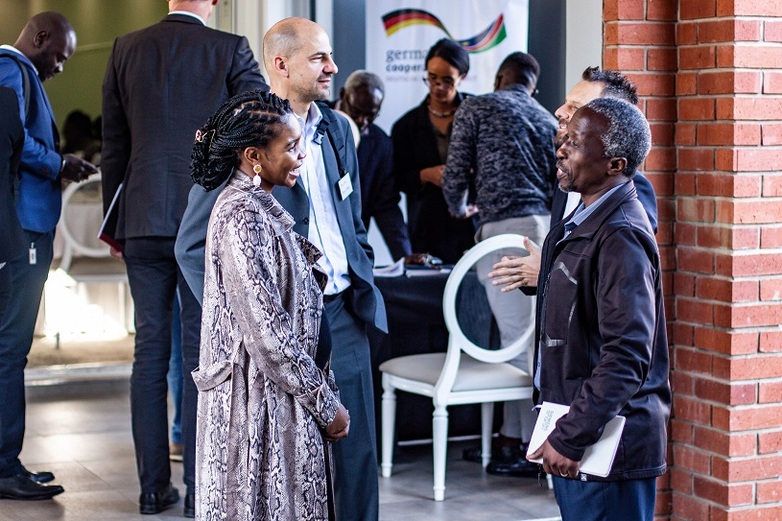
[527,98,670,521]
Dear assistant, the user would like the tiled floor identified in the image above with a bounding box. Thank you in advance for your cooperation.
[2,376,561,521]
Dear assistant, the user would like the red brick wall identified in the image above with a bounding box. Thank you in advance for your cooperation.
[604,1,678,518]
[605,1,782,520]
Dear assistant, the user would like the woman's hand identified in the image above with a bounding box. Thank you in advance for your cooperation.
[324,403,350,442]
[420,165,445,187]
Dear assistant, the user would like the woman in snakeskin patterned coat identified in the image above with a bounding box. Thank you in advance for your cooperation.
[189,90,350,520]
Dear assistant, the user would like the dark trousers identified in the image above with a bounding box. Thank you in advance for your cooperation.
[123,237,201,494]
[325,293,379,521]
[552,476,657,521]
[0,263,11,320]
[0,230,53,478]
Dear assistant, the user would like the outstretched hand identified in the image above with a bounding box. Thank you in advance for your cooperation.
[487,236,542,292]
[60,153,99,183]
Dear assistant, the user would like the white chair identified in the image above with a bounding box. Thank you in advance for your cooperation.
[59,174,114,272]
[379,233,535,501]
[49,174,130,345]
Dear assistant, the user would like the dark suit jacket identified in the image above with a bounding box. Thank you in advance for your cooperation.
[390,95,476,264]
[176,103,387,333]
[0,49,63,233]
[550,171,658,233]
[0,86,25,263]
[101,14,266,241]
[357,124,411,260]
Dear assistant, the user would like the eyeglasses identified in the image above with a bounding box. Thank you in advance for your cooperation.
[423,73,460,90]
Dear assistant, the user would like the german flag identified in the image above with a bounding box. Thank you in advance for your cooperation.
[382,9,453,38]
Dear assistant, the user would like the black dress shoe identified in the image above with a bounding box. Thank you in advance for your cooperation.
[184,491,195,518]
[139,483,179,515]
[462,446,499,463]
[486,448,540,478]
[23,469,55,484]
[0,473,64,500]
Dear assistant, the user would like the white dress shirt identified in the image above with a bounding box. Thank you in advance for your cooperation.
[297,103,350,295]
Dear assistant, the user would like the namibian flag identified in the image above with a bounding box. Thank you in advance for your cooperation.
[382,9,453,38]
[457,13,507,53]
[382,9,507,54]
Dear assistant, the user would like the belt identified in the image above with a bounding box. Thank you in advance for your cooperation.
[323,290,345,303]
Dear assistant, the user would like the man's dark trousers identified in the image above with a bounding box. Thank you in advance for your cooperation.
[325,292,379,521]
[123,237,200,494]
[552,476,657,521]
[0,230,54,477]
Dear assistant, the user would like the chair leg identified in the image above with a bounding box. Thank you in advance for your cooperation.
[432,405,448,501]
[480,402,494,468]
[380,375,396,478]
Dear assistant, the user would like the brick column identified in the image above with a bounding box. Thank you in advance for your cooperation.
[606,1,782,520]
[604,0,678,515]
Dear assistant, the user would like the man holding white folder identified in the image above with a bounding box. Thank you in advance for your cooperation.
[526,97,671,521]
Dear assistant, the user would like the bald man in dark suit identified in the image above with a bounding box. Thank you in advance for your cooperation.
[101,1,267,515]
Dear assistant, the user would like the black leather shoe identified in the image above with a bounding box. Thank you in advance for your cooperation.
[462,446,499,463]
[462,435,521,464]
[23,469,55,484]
[486,452,540,478]
[139,483,179,515]
[0,473,64,500]
[184,491,195,518]
[462,446,483,463]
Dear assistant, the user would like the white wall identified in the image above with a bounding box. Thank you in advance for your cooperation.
[217,0,312,78]
[565,0,603,90]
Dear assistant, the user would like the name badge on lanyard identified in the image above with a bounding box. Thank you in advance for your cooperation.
[337,171,353,201]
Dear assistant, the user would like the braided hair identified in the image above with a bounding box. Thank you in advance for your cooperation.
[191,89,293,191]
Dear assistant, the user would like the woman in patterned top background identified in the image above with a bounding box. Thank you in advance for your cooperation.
[190,90,349,521]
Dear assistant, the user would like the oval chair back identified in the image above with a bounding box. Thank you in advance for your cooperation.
[442,233,532,364]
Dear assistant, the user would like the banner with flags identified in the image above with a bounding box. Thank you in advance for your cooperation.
[366,0,529,132]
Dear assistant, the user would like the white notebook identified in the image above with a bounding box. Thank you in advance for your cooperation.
[526,401,626,478]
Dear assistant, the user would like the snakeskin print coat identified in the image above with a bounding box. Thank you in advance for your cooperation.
[193,172,340,520]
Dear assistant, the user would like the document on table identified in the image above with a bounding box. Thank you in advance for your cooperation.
[372,259,451,278]
[373,258,405,278]
[526,401,625,478]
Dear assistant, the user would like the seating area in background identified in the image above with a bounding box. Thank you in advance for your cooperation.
[40,175,131,346]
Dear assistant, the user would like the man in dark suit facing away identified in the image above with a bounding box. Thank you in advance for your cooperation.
[100,0,267,516]
[176,17,387,521]
[336,70,412,261]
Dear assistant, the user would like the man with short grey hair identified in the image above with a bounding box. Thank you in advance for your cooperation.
[528,98,670,521]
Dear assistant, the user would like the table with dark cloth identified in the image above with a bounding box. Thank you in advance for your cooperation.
[369,269,500,443]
